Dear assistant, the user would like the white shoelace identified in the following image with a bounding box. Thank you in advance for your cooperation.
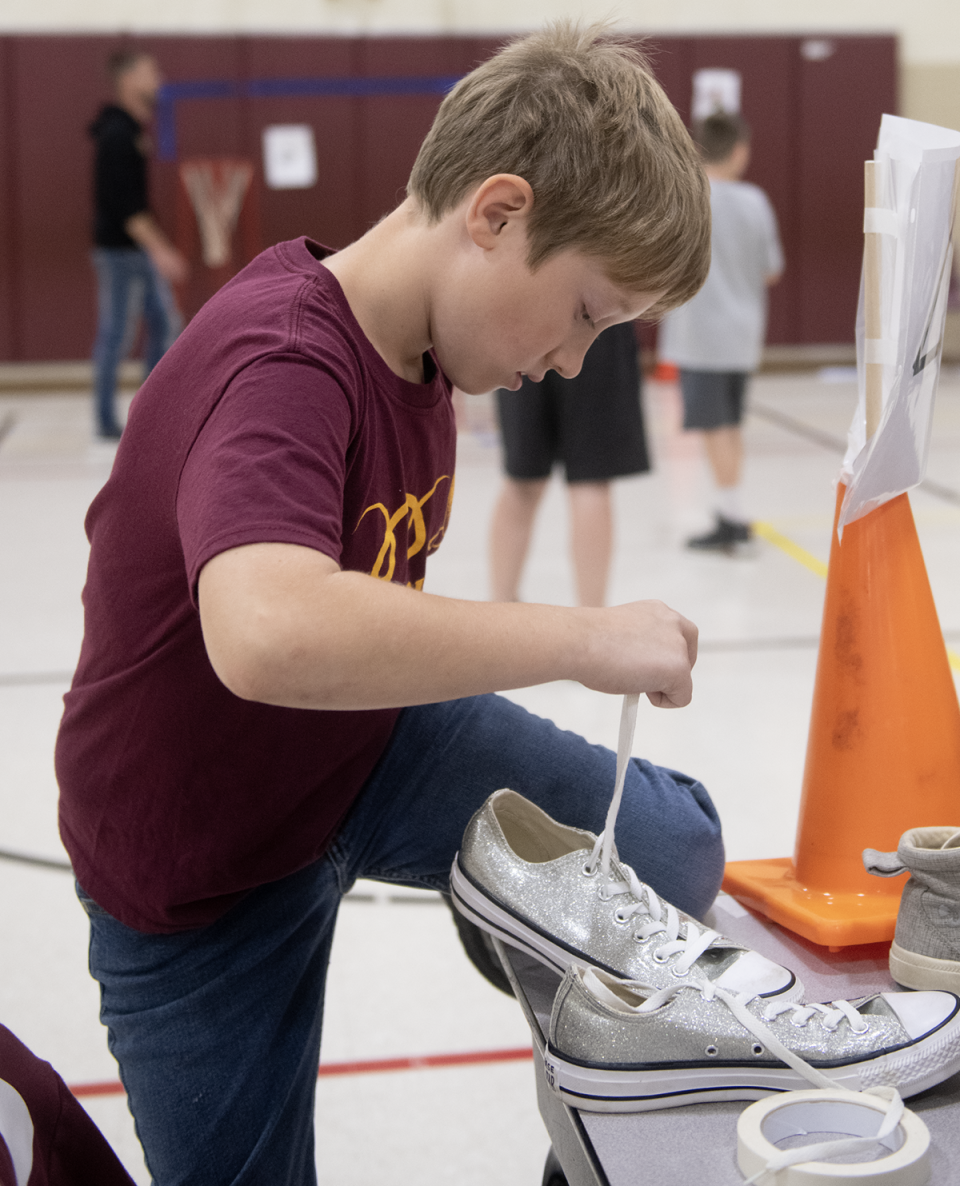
[583,830,720,974]
[583,692,720,975]
[597,692,639,878]
[584,695,906,1181]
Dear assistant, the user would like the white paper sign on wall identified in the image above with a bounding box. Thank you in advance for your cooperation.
[262,125,318,190]
[691,69,742,121]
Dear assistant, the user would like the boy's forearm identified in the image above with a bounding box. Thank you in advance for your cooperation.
[199,543,697,712]
[255,571,589,708]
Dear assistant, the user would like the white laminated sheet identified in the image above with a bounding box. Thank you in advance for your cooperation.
[840,115,960,533]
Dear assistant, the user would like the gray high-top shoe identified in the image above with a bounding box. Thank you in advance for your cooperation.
[864,827,960,992]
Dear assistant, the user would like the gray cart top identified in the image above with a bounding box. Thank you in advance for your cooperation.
[497,892,960,1186]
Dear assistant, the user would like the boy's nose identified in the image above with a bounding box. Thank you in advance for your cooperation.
[547,340,590,380]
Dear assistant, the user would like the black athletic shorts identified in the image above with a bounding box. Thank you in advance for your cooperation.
[496,322,649,483]
[679,369,749,430]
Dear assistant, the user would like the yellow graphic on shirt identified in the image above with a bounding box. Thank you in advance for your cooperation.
[357,475,454,586]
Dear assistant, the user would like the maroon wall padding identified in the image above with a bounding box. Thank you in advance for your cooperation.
[241,36,360,251]
[0,37,18,360]
[796,36,898,343]
[0,32,896,361]
[2,36,116,361]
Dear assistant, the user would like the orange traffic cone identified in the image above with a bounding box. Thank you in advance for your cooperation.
[723,483,960,947]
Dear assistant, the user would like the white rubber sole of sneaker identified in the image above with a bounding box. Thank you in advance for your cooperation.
[890,941,960,993]
[544,1003,960,1113]
[449,855,803,1002]
[450,855,583,975]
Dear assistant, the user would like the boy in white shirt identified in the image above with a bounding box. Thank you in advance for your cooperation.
[660,111,784,551]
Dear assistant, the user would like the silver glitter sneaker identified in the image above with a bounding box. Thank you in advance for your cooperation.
[450,788,802,1001]
[544,965,960,1113]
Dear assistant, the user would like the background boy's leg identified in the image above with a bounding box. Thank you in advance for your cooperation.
[680,370,751,548]
[336,694,724,921]
[488,477,548,601]
[702,423,748,524]
[81,858,341,1186]
[567,480,612,607]
[490,377,556,601]
[701,423,743,490]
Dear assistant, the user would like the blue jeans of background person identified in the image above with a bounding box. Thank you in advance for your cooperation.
[91,247,182,436]
[79,693,724,1186]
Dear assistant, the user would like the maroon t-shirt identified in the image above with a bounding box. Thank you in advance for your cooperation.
[0,1024,135,1186]
[55,239,456,933]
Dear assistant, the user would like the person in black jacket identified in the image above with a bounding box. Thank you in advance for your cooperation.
[90,51,187,439]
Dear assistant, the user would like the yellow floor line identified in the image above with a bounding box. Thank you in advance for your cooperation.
[752,519,960,672]
[752,520,828,579]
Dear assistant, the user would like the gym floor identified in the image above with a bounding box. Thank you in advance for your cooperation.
[1,366,958,1184]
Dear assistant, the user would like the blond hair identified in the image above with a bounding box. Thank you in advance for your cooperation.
[408,23,710,315]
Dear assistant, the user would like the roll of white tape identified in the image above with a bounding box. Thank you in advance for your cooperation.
[736,1090,930,1185]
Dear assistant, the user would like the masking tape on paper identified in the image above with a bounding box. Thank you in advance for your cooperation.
[864,208,899,237]
[737,1090,930,1185]
[864,338,897,366]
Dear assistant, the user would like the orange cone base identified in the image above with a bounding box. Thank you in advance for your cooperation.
[722,858,898,948]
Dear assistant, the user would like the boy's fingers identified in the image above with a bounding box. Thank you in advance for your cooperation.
[647,676,693,710]
[683,616,699,668]
[578,599,697,703]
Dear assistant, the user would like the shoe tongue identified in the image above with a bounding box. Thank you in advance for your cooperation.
[582,968,648,1013]
[712,949,792,997]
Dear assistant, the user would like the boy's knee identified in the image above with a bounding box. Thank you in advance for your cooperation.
[679,805,726,920]
[616,762,725,920]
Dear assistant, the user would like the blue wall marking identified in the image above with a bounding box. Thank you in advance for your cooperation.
[156,75,462,161]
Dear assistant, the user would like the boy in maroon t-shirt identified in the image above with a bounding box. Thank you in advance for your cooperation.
[55,24,722,1184]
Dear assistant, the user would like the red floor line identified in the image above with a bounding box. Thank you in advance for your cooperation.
[69,1046,533,1098]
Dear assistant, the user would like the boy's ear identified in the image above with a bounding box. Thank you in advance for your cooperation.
[465,175,534,250]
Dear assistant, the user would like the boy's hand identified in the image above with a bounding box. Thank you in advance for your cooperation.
[576,601,697,708]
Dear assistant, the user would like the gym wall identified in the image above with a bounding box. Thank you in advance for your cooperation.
[0,33,896,362]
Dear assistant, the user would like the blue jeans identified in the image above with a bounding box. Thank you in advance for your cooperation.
[91,248,182,435]
[79,694,723,1185]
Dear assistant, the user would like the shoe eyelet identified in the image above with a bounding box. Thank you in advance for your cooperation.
[705,1044,718,1058]
[751,1043,764,1057]
[652,951,669,965]
[582,863,597,878]
[613,908,630,924]
[597,889,612,902]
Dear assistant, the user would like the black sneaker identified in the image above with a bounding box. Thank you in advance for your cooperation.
[686,514,751,552]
